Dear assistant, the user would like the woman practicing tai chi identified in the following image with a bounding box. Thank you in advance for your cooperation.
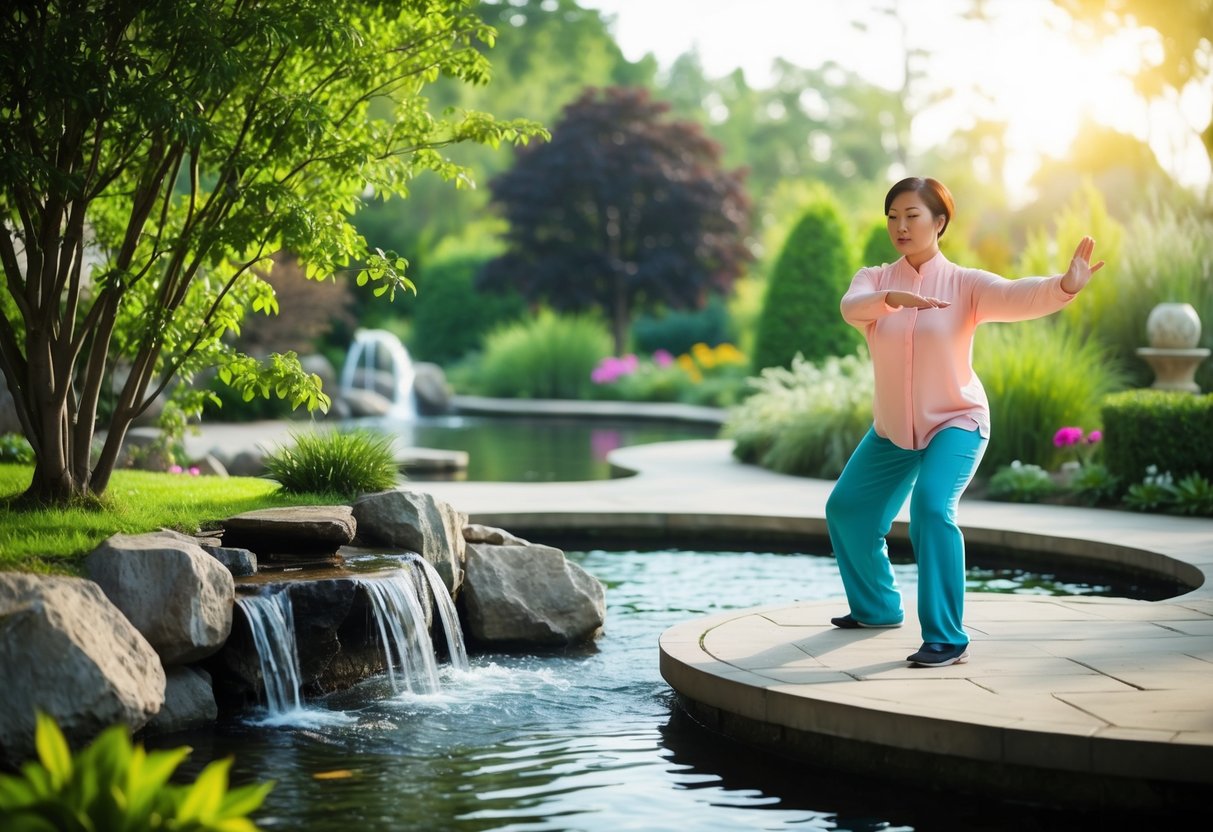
[826,176,1102,667]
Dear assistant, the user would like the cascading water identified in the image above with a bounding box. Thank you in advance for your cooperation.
[237,591,303,715]
[408,554,469,671]
[237,558,470,715]
[356,571,441,695]
[339,328,417,420]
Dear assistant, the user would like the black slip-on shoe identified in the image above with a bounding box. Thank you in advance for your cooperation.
[906,642,970,667]
[830,614,903,629]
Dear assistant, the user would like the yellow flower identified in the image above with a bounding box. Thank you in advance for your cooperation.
[713,343,746,365]
[677,353,703,383]
[691,342,716,369]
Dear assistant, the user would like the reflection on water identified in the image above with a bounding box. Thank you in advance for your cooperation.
[351,414,720,482]
[152,549,1165,832]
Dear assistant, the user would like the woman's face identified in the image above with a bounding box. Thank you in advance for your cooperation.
[887,190,945,265]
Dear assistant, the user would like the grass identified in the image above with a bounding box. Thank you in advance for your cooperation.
[0,465,345,575]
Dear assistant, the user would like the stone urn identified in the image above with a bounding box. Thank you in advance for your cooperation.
[1137,302,1209,393]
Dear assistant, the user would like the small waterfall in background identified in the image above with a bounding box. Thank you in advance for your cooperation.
[238,591,303,715]
[339,328,417,420]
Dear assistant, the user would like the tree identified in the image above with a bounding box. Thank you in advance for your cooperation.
[1058,0,1213,162]
[479,86,751,354]
[0,0,545,504]
[752,189,859,371]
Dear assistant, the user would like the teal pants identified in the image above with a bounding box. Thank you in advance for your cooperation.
[825,426,987,646]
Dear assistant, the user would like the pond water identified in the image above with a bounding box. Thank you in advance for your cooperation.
[354,414,721,482]
[152,547,1163,832]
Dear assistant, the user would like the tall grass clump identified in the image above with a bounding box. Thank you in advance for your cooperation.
[974,319,1126,474]
[724,351,874,478]
[1018,184,1213,389]
[262,429,399,498]
[474,309,611,399]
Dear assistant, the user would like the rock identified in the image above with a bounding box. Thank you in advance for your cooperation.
[143,666,217,735]
[220,505,356,565]
[210,546,258,577]
[86,531,235,665]
[190,453,228,477]
[222,449,266,477]
[412,362,453,415]
[340,387,393,418]
[0,573,165,765]
[463,524,530,546]
[352,490,466,595]
[460,542,605,647]
[300,353,337,392]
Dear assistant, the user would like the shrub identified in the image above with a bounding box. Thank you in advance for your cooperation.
[724,351,873,478]
[631,297,732,356]
[473,309,611,399]
[0,711,272,831]
[1172,472,1213,516]
[1067,463,1120,507]
[752,189,858,371]
[987,460,1055,503]
[1123,465,1178,513]
[860,218,899,267]
[409,253,526,365]
[262,429,400,497]
[973,319,1126,474]
[1100,389,1213,486]
[0,432,33,464]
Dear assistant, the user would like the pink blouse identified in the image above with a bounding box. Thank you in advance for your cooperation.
[840,251,1075,450]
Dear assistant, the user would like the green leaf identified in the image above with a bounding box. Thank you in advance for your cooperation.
[217,780,274,820]
[33,712,72,789]
[174,757,231,822]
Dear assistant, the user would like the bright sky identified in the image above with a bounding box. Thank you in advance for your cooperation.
[581,0,1213,203]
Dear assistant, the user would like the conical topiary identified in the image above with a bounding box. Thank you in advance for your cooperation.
[752,189,859,371]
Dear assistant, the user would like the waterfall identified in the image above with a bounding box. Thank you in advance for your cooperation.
[238,591,303,715]
[339,328,417,419]
[408,554,470,672]
[357,572,442,695]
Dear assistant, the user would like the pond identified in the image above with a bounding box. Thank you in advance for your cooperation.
[152,547,1166,832]
[356,413,721,482]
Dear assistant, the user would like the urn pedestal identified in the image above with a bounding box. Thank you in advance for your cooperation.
[1136,303,1209,393]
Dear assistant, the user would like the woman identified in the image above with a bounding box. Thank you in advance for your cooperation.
[825,176,1102,667]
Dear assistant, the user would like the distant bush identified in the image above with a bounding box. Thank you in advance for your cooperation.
[0,432,33,464]
[631,297,731,356]
[263,429,400,497]
[724,351,873,478]
[409,254,526,365]
[473,309,611,399]
[860,218,899,267]
[973,319,1125,474]
[752,189,858,371]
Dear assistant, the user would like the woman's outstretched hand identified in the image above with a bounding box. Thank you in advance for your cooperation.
[886,290,950,309]
[1060,236,1104,294]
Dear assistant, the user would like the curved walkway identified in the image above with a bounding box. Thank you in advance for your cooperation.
[410,437,1213,813]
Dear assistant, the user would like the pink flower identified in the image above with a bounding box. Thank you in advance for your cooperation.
[1086,430,1102,444]
[189,466,201,476]
[1052,427,1084,448]
[652,349,674,367]
[592,355,641,384]
[168,464,183,474]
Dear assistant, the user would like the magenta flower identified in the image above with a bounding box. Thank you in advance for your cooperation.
[652,349,674,367]
[1086,430,1102,444]
[168,464,183,474]
[189,466,201,476]
[1052,427,1084,447]
[591,354,640,385]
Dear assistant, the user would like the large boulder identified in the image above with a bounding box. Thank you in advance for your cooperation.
[352,490,466,594]
[460,542,605,647]
[412,362,453,415]
[0,574,165,765]
[86,531,235,664]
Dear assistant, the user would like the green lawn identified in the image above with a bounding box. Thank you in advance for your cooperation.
[0,465,343,575]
